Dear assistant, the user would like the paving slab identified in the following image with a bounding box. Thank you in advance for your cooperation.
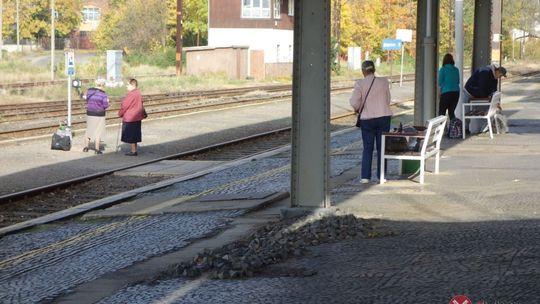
[83,191,289,218]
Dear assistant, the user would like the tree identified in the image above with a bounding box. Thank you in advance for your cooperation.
[1,0,81,41]
[502,0,540,60]
[95,0,208,51]
[93,0,169,52]
[167,0,208,47]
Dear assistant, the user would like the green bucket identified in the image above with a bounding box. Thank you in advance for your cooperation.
[401,160,420,174]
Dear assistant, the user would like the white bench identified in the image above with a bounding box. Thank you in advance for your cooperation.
[462,91,501,139]
[380,115,447,184]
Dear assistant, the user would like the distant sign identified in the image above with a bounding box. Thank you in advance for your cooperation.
[65,50,75,76]
[396,29,413,43]
[382,39,402,51]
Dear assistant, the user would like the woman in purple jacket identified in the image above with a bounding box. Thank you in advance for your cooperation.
[83,78,109,154]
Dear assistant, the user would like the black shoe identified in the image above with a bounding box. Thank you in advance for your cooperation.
[125,151,138,156]
[83,147,89,152]
[95,150,103,155]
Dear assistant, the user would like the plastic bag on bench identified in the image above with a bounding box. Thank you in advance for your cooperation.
[469,119,485,134]
[386,137,408,152]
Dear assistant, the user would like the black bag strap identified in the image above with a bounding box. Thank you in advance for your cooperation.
[358,76,376,115]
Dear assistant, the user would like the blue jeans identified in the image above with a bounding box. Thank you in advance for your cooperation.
[359,116,392,179]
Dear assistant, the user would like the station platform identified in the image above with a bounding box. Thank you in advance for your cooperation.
[1,71,540,303]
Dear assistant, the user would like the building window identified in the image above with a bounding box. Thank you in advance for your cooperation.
[288,0,294,16]
[82,7,100,22]
[79,31,89,38]
[274,0,281,19]
[242,0,270,18]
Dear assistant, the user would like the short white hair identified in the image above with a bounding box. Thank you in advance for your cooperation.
[95,78,106,87]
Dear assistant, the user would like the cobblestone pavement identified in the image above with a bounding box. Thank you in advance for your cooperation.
[99,220,540,304]
[0,212,237,303]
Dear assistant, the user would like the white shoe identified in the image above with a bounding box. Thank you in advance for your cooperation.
[360,179,370,184]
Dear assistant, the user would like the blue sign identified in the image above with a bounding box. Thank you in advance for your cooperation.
[382,39,402,51]
[65,50,75,76]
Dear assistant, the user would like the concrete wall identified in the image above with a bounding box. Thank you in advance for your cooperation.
[1,44,40,53]
[265,63,293,78]
[208,28,293,63]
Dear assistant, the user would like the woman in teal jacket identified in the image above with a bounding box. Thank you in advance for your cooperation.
[438,53,460,120]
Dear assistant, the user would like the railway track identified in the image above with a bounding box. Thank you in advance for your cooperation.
[0,83,361,141]
[0,75,417,141]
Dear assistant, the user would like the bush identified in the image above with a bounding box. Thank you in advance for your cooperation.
[125,48,179,68]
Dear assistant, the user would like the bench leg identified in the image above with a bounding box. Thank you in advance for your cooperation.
[434,152,440,174]
[380,157,386,184]
[493,116,500,134]
[419,159,425,184]
[486,118,493,139]
[462,117,466,139]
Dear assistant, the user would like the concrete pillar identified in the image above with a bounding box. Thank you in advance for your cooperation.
[455,0,464,91]
[414,0,439,125]
[290,0,331,208]
[472,0,492,71]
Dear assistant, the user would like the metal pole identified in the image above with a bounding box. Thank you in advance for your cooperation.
[51,0,55,80]
[0,0,3,60]
[67,75,72,127]
[512,31,515,61]
[455,0,464,91]
[176,0,183,76]
[16,0,19,52]
[400,43,404,86]
[115,121,122,152]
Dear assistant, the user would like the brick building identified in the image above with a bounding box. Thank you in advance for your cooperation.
[73,0,108,49]
[209,0,294,64]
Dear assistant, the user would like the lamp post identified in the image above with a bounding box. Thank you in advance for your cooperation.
[16,0,19,52]
[512,30,515,61]
[0,0,3,60]
[51,0,55,80]
[176,0,183,76]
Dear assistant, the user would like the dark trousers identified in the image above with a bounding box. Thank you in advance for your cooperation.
[359,115,392,179]
[439,91,460,120]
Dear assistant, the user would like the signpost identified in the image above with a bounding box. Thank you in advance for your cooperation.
[396,29,413,87]
[396,29,412,87]
[65,49,75,133]
[382,39,402,51]
[382,39,402,85]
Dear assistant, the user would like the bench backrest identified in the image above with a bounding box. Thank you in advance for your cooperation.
[420,115,447,154]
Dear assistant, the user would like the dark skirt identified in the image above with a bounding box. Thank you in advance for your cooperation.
[121,121,142,144]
